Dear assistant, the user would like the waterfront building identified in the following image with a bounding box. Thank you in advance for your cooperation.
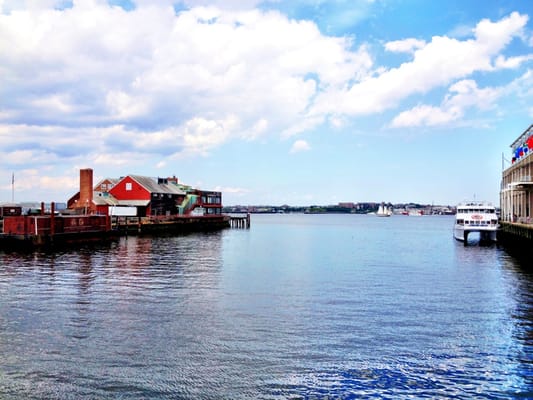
[499,124,533,246]
[500,124,533,223]
[67,169,223,218]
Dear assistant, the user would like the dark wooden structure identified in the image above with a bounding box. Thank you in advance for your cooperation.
[0,203,114,249]
[229,214,251,229]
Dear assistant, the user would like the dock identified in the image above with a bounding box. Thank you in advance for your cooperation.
[229,214,251,229]
[0,203,115,249]
[498,221,533,246]
[111,215,231,235]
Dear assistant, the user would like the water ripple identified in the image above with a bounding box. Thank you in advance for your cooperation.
[0,216,532,399]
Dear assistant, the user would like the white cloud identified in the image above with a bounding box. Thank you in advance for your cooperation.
[390,105,459,128]
[106,91,150,120]
[282,114,324,138]
[92,152,139,167]
[310,12,530,117]
[390,79,501,128]
[2,168,78,194]
[0,2,374,162]
[385,38,426,53]
[31,94,75,114]
[180,116,238,155]
[0,3,530,181]
[494,54,533,69]
[173,0,262,9]
[290,139,311,153]
[2,149,59,165]
[213,185,250,194]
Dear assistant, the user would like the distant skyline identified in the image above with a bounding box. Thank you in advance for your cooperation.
[1,0,532,206]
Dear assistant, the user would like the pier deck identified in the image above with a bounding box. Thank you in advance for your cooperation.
[111,215,231,235]
[497,221,533,246]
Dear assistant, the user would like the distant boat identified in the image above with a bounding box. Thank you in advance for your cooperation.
[453,201,498,243]
[408,209,424,216]
[376,203,392,217]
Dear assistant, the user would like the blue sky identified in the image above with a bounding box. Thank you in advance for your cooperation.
[1,0,532,206]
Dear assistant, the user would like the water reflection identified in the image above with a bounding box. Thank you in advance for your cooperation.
[499,248,533,390]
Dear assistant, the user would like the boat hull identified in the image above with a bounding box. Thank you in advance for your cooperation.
[454,225,498,242]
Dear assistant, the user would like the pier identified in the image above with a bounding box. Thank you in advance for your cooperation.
[229,214,250,229]
[498,221,533,246]
[111,215,231,235]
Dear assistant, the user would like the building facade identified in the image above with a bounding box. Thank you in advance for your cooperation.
[68,169,223,218]
[500,124,533,223]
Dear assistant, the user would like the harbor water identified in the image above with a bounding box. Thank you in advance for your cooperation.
[0,214,531,399]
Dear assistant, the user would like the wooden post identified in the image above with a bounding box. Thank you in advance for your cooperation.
[50,202,55,237]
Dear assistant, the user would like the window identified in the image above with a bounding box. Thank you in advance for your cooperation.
[126,182,132,191]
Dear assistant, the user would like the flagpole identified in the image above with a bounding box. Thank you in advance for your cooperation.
[11,172,14,203]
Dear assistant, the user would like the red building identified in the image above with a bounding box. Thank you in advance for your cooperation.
[109,175,186,217]
[68,169,223,218]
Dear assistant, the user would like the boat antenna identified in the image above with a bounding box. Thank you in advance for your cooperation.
[11,172,14,203]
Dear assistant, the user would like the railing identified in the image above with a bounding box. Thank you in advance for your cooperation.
[178,194,198,215]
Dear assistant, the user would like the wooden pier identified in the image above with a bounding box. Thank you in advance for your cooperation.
[111,215,231,235]
[229,214,250,229]
[498,221,533,246]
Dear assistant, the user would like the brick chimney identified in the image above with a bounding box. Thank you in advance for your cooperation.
[79,168,94,212]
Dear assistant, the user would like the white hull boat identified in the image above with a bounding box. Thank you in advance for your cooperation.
[454,201,498,243]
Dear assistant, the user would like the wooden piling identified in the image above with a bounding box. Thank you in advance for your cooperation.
[229,213,250,229]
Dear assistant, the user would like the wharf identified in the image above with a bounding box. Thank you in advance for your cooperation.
[497,221,533,246]
[1,213,246,251]
[0,213,115,250]
[112,215,231,235]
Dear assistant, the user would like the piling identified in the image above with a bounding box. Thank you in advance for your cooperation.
[229,213,250,229]
[498,221,533,246]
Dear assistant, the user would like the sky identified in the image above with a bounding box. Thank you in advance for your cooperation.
[1,0,532,206]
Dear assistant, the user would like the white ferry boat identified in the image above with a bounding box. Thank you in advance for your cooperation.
[453,201,499,242]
